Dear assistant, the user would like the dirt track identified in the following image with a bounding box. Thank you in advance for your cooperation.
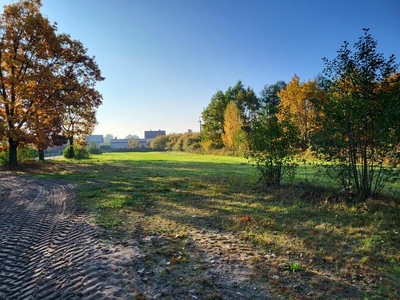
[0,174,138,299]
[0,173,273,299]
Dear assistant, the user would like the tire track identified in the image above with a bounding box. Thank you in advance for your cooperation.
[0,174,138,300]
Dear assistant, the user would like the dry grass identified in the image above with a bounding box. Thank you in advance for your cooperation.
[21,152,400,299]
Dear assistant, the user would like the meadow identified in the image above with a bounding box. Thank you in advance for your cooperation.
[30,152,400,299]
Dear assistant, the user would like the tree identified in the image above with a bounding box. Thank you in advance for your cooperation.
[246,105,300,186]
[277,75,324,148]
[201,81,259,151]
[226,80,260,123]
[104,134,113,145]
[259,81,286,113]
[125,134,139,140]
[31,116,67,160]
[222,102,246,152]
[0,0,103,166]
[61,103,98,159]
[56,34,103,159]
[312,29,400,199]
[128,137,140,149]
[201,90,227,150]
[0,0,60,167]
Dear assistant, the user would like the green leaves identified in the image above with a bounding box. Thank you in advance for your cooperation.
[313,29,400,199]
[246,107,300,186]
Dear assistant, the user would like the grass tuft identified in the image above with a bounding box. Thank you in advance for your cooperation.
[23,152,400,299]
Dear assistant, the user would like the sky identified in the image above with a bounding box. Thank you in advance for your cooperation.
[2,0,400,138]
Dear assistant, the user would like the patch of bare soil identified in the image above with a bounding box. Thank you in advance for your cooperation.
[0,173,272,299]
[0,173,139,299]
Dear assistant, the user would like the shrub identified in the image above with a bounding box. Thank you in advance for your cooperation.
[165,134,181,151]
[87,142,102,154]
[246,108,300,186]
[0,150,8,167]
[0,145,38,166]
[75,147,90,159]
[149,135,169,151]
[100,145,111,152]
[182,133,201,152]
[63,145,75,158]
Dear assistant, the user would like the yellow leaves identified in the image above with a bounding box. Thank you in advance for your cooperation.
[277,75,324,143]
[222,102,245,151]
[0,0,103,155]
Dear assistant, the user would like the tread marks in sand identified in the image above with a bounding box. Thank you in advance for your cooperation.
[0,175,137,299]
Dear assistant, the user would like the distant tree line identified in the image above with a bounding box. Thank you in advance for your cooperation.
[148,132,201,152]
[199,29,400,200]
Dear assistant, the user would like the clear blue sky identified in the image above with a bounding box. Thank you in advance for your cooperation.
[2,0,400,138]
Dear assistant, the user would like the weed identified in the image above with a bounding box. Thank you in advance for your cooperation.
[24,152,400,299]
[282,262,305,272]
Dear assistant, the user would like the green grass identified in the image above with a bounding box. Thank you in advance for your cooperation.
[27,152,400,299]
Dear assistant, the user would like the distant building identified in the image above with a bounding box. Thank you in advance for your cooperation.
[86,135,104,146]
[144,130,166,139]
[109,130,166,150]
[110,139,129,149]
[110,138,150,150]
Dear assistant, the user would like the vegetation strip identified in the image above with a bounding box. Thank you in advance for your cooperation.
[25,152,400,299]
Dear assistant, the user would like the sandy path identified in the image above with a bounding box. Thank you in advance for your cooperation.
[0,174,138,300]
[0,173,273,299]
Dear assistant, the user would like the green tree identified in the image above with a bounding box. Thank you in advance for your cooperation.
[201,81,259,151]
[259,81,286,113]
[246,106,300,186]
[165,133,182,151]
[226,80,260,123]
[172,132,202,152]
[201,90,227,150]
[312,29,400,199]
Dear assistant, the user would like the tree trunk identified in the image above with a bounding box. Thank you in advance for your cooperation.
[67,136,75,158]
[8,137,19,169]
[38,149,45,161]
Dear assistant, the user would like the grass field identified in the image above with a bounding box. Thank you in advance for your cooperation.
[29,152,400,299]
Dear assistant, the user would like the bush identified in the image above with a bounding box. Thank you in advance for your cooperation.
[0,150,8,167]
[75,147,90,159]
[87,142,102,154]
[182,133,201,152]
[19,145,38,161]
[165,134,181,151]
[246,110,300,186]
[63,146,90,159]
[100,145,111,152]
[149,135,169,151]
[0,145,38,166]
[63,145,75,158]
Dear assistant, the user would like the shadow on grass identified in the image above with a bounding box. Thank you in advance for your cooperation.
[24,157,400,299]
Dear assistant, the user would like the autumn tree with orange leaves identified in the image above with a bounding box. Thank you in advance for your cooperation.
[277,75,324,149]
[0,0,103,167]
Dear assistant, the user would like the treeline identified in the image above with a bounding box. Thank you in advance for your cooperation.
[199,29,400,200]
[0,0,103,167]
[149,132,201,152]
